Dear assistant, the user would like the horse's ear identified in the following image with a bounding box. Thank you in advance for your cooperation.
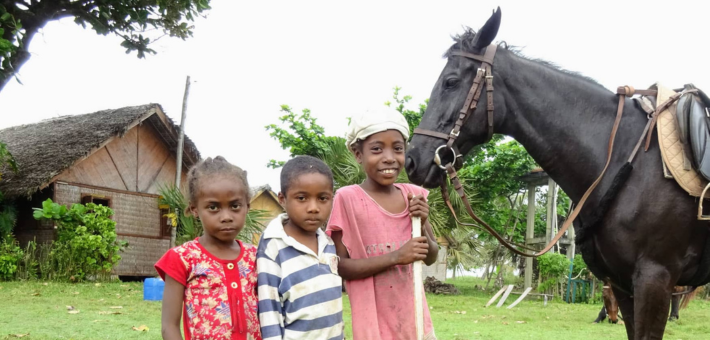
[472,7,501,50]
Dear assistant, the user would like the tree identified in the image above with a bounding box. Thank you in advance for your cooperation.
[157,184,269,246]
[265,88,481,239]
[0,141,17,241]
[0,0,211,91]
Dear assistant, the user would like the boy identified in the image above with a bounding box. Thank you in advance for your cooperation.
[257,155,343,340]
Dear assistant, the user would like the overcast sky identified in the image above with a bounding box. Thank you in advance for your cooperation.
[1,0,708,192]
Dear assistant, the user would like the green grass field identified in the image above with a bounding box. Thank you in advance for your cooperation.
[1,277,709,339]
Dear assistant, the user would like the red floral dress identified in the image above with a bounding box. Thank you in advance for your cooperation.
[155,238,261,340]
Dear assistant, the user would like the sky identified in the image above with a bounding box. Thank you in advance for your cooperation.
[1,0,709,192]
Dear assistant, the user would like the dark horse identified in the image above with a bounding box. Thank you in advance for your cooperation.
[594,283,696,324]
[406,8,710,340]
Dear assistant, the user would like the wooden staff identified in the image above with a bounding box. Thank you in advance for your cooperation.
[412,216,424,340]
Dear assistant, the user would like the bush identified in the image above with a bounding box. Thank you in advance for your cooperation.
[537,252,570,293]
[0,237,23,280]
[33,199,126,281]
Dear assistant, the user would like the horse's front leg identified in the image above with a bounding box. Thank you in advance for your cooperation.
[613,286,635,340]
[633,262,673,340]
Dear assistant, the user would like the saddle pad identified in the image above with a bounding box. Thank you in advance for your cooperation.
[655,83,709,197]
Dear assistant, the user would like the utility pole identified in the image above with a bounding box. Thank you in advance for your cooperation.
[172,75,191,246]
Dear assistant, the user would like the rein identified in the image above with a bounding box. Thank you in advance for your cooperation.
[412,44,685,258]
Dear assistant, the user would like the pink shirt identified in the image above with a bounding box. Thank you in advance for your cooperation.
[326,184,436,340]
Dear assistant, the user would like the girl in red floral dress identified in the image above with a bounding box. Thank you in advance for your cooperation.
[155,156,261,340]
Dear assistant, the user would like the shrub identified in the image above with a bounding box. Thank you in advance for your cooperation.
[0,237,23,280]
[33,199,126,281]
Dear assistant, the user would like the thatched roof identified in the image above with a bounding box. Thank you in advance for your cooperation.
[250,184,280,204]
[0,104,201,199]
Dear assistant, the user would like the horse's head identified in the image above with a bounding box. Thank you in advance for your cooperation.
[406,8,505,188]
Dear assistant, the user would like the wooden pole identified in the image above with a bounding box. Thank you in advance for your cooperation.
[412,216,424,340]
[524,184,535,289]
[172,75,191,246]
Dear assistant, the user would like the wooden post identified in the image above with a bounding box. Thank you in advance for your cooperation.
[545,178,557,248]
[524,184,535,289]
[412,216,424,340]
[172,75,191,247]
[567,216,576,261]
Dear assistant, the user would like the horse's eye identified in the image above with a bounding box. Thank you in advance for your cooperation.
[445,78,460,88]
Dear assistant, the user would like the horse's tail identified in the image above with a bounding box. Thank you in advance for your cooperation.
[680,286,698,310]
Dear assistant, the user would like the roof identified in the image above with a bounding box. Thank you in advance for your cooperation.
[250,184,280,204]
[0,104,201,198]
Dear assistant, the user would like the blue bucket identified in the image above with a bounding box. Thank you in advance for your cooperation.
[143,277,165,301]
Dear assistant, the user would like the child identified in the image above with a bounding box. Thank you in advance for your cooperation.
[257,155,343,340]
[155,156,261,340]
[326,109,439,340]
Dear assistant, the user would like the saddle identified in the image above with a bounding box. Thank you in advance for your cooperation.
[676,84,710,181]
[634,84,710,198]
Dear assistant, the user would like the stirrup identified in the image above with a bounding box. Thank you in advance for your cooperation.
[698,182,710,220]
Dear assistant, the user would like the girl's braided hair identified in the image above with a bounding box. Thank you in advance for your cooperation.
[186,156,250,205]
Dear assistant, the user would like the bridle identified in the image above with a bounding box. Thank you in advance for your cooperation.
[413,45,498,172]
[411,44,649,257]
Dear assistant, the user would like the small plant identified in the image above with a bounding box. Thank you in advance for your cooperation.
[0,237,22,280]
[33,199,126,281]
[537,252,569,294]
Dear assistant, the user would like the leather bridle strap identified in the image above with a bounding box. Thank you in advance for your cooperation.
[413,44,498,166]
[436,85,631,257]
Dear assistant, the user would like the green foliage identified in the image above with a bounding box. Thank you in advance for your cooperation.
[158,184,268,245]
[0,141,18,242]
[385,86,427,140]
[459,140,537,245]
[0,237,22,280]
[0,191,17,242]
[0,0,211,90]
[445,225,482,277]
[32,199,126,281]
[265,105,343,168]
[537,252,570,292]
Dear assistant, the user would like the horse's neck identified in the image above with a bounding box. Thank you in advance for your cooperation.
[496,54,621,201]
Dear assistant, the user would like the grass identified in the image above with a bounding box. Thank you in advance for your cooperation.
[1,278,710,339]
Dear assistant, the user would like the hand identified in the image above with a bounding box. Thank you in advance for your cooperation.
[392,237,429,265]
[408,193,429,226]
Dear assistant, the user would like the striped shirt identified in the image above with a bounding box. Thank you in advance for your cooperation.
[257,214,344,340]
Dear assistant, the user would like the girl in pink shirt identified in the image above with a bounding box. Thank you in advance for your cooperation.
[326,109,439,340]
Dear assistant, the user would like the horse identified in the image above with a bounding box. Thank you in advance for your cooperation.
[595,285,697,324]
[405,8,710,340]
[595,284,698,324]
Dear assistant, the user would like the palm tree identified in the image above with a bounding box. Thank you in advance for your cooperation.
[157,185,268,245]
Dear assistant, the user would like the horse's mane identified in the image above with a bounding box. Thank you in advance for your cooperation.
[446,27,602,87]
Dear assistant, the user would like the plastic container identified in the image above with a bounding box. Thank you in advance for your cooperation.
[143,277,165,301]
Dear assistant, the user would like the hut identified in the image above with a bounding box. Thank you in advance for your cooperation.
[0,104,200,277]
[248,184,284,244]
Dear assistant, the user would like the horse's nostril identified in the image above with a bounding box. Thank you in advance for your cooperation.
[405,156,416,174]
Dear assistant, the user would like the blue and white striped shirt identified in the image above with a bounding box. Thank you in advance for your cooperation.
[257,214,344,340]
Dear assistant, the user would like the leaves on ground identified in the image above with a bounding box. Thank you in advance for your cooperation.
[132,325,149,332]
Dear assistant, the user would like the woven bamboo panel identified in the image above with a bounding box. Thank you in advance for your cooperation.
[55,183,161,237]
[115,235,171,276]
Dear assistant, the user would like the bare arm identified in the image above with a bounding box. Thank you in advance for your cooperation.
[161,275,185,340]
[331,230,429,281]
[422,220,439,266]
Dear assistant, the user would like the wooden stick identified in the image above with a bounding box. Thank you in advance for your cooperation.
[507,287,533,309]
[412,216,424,340]
[496,285,515,308]
[485,286,508,307]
